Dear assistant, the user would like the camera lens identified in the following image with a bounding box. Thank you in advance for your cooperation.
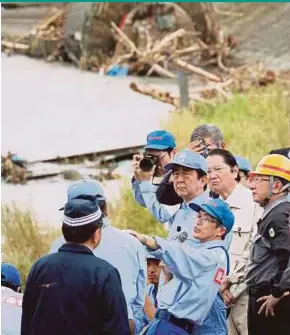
[139,158,155,172]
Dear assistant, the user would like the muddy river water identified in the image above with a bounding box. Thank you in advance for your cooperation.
[1,55,178,226]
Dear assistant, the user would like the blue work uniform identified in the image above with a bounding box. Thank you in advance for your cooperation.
[22,243,130,335]
[132,177,176,223]
[147,284,158,308]
[1,286,23,335]
[49,219,146,334]
[146,237,229,335]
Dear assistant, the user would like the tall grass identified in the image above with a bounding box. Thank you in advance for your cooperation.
[163,85,289,167]
[1,205,60,287]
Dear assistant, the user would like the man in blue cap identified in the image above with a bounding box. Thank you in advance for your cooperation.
[1,263,23,334]
[235,156,252,189]
[22,195,129,335]
[49,180,147,335]
[132,129,179,223]
[129,198,234,335]
[133,149,210,244]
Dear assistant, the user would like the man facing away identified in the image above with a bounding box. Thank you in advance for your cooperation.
[49,180,146,335]
[22,195,130,335]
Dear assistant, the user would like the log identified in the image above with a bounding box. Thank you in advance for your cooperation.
[111,21,142,56]
[1,40,30,51]
[36,8,64,31]
[151,29,186,53]
[130,82,179,107]
[173,58,222,82]
[145,64,177,79]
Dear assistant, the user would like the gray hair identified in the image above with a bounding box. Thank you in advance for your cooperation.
[190,124,224,147]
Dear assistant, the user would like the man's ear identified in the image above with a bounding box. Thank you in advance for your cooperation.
[171,148,177,157]
[201,175,208,188]
[221,142,226,149]
[273,179,285,194]
[92,228,102,245]
[217,226,227,238]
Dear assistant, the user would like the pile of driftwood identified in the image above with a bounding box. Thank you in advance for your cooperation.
[129,62,279,108]
[1,6,66,61]
[107,21,236,78]
[1,153,28,184]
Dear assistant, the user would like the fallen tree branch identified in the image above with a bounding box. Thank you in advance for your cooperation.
[130,82,179,107]
[146,64,177,79]
[111,21,142,56]
[1,40,30,51]
[173,58,222,82]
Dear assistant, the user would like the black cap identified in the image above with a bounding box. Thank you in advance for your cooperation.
[63,195,102,227]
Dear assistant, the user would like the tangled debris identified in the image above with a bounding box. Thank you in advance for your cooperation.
[1,3,236,75]
[2,6,67,61]
[129,62,283,108]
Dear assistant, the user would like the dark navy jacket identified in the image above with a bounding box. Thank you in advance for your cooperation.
[21,243,130,335]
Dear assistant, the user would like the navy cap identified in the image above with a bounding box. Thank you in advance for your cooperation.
[67,180,106,201]
[145,130,176,150]
[63,195,102,227]
[165,149,208,174]
[1,263,21,288]
[235,156,252,172]
[190,198,235,235]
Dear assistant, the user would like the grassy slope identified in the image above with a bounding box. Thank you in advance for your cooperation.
[163,85,289,167]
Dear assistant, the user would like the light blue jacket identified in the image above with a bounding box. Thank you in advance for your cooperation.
[151,237,228,330]
[49,219,147,331]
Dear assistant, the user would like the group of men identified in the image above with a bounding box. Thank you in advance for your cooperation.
[1,124,289,335]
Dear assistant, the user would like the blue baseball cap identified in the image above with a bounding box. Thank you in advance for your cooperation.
[63,195,103,227]
[235,156,252,172]
[145,130,176,150]
[67,180,106,201]
[190,198,234,235]
[165,149,208,174]
[1,263,21,288]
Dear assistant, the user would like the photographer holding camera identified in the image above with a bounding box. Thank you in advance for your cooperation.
[132,130,178,223]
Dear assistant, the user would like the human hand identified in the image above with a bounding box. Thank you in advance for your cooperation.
[127,229,143,242]
[222,289,236,308]
[220,279,231,293]
[257,294,283,317]
[132,154,142,181]
[187,139,207,155]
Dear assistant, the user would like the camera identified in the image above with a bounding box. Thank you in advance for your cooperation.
[139,154,159,172]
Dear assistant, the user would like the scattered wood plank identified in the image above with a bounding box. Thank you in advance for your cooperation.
[173,58,222,82]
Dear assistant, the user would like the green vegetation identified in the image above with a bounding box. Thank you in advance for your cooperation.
[163,85,289,167]
[1,205,60,287]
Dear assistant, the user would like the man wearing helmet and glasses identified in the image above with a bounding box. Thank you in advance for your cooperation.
[245,154,290,335]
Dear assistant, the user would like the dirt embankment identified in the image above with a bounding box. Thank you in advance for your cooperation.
[216,3,290,70]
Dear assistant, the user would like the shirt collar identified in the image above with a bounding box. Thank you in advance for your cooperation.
[262,195,289,219]
[182,190,210,209]
[203,239,225,248]
[225,183,245,209]
[59,243,94,255]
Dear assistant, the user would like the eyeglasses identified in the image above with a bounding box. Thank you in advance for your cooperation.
[207,165,229,175]
[196,215,220,225]
[249,176,270,184]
